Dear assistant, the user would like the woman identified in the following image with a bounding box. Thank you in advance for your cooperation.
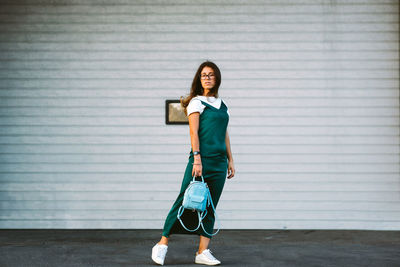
[151,61,235,265]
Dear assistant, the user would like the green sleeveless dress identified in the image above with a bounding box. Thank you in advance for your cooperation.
[162,99,229,239]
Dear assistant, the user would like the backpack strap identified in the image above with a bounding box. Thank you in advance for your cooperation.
[199,189,220,236]
[177,205,207,232]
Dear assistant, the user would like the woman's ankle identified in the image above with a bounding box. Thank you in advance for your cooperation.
[197,248,206,254]
[158,236,169,245]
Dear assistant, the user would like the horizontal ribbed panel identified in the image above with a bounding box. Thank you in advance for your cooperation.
[0,0,398,230]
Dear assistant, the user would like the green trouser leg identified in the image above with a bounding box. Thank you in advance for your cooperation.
[162,156,227,239]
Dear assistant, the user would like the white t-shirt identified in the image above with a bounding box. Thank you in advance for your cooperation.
[187,95,230,117]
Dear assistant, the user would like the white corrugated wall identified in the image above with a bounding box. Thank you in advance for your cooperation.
[0,0,398,230]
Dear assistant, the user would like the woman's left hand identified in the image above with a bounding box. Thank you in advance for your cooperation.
[227,160,235,179]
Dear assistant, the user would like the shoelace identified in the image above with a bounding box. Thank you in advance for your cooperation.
[203,249,217,261]
[157,246,167,258]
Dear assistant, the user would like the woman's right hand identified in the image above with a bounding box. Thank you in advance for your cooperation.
[192,162,202,177]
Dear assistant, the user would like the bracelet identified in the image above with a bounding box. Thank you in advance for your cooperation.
[192,163,202,165]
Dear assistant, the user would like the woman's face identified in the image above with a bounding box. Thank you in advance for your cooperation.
[200,66,216,91]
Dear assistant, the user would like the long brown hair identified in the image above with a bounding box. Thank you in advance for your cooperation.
[180,61,222,116]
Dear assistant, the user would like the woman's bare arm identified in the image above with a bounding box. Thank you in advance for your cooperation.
[226,129,235,178]
[225,129,233,162]
[188,112,202,174]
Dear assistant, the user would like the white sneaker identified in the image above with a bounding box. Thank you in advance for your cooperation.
[195,249,221,265]
[151,243,168,265]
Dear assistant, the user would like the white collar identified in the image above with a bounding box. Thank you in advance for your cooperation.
[196,95,219,103]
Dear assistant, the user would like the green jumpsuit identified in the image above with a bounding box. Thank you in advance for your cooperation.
[162,99,229,239]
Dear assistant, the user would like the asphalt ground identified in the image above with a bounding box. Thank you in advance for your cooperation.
[0,229,399,267]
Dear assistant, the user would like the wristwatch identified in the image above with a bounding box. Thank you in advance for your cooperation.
[193,151,201,155]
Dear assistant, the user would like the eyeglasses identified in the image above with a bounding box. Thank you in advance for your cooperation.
[200,73,215,80]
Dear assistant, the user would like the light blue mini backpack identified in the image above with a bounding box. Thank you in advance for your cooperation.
[177,175,220,236]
